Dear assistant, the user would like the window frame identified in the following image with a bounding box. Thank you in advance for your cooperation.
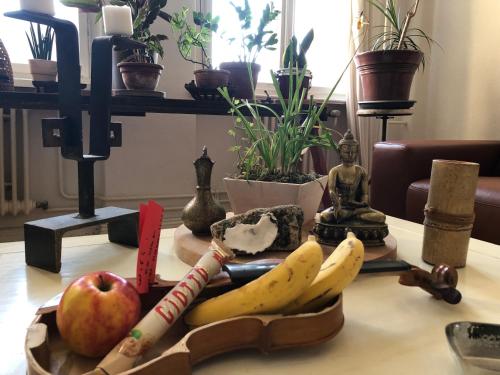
[201,0,346,102]
[5,11,95,86]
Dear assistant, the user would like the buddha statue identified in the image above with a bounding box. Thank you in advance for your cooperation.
[315,130,388,246]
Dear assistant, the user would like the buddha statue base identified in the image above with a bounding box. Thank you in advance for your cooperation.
[313,220,389,247]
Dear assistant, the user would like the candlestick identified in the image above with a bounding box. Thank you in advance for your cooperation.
[20,0,55,16]
[102,5,134,37]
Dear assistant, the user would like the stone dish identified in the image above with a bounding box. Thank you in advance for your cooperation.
[446,321,500,374]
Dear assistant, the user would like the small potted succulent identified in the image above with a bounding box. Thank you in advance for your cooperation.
[170,7,229,90]
[25,22,56,82]
[355,0,436,101]
[276,28,314,100]
[220,0,280,99]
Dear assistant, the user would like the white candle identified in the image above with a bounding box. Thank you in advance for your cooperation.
[20,0,55,16]
[103,5,134,37]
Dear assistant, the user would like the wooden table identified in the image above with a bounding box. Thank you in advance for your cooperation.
[1,216,499,375]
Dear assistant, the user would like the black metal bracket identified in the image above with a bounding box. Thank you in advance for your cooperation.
[5,11,145,273]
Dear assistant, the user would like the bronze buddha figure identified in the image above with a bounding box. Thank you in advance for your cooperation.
[315,130,388,246]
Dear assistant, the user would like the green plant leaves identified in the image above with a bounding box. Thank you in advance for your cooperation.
[170,7,219,69]
[368,0,436,66]
[227,1,280,63]
[26,23,54,60]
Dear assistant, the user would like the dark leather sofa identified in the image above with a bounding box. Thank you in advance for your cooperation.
[370,140,500,244]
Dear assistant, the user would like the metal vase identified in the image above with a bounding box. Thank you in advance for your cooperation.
[182,147,226,235]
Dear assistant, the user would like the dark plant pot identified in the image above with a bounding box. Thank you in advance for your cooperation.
[354,50,423,101]
[117,62,163,91]
[219,62,261,99]
[194,69,230,90]
[276,68,312,99]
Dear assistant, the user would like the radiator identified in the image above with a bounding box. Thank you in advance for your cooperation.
[0,108,35,216]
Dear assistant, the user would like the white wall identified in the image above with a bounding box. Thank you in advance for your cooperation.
[390,0,500,141]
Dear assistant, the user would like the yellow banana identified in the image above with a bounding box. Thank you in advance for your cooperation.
[184,236,323,327]
[283,232,364,314]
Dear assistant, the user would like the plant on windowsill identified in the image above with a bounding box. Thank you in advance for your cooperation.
[26,22,57,82]
[218,58,350,224]
[354,0,437,102]
[220,0,280,99]
[170,7,229,91]
[62,0,171,91]
[113,0,170,91]
[276,28,314,100]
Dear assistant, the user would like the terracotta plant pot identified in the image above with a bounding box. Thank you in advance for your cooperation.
[117,62,163,91]
[29,59,57,82]
[224,176,328,225]
[220,62,261,99]
[354,50,423,101]
[194,69,230,90]
[276,68,312,99]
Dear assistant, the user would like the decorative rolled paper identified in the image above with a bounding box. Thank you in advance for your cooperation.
[89,241,233,375]
[102,5,134,37]
[20,0,55,16]
[422,160,479,268]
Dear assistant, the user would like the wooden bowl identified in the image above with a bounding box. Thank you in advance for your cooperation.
[26,280,344,374]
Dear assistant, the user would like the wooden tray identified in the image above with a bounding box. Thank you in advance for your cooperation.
[26,279,344,374]
[174,223,397,267]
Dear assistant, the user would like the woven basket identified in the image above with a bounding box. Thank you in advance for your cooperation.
[0,39,14,92]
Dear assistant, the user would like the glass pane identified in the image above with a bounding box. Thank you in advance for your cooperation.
[0,2,79,64]
[212,0,282,83]
[293,0,350,94]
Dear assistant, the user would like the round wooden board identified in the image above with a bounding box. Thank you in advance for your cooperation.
[174,223,397,267]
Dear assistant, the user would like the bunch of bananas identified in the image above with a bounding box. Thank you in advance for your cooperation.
[185,232,365,327]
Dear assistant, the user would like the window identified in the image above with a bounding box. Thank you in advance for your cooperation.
[0,2,91,83]
[208,0,351,99]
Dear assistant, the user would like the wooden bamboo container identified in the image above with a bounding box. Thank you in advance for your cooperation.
[422,160,479,268]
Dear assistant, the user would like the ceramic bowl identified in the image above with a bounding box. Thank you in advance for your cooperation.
[446,321,500,374]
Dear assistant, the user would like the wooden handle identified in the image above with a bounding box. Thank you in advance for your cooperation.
[398,264,462,304]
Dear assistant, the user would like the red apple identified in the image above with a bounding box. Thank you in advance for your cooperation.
[56,271,141,358]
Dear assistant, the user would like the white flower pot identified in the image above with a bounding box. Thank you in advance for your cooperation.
[20,0,55,16]
[223,176,328,225]
[29,59,57,82]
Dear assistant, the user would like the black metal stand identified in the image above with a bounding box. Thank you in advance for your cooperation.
[5,11,145,273]
[357,107,415,142]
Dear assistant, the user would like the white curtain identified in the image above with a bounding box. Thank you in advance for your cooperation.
[346,0,384,173]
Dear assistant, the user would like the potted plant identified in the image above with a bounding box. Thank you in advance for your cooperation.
[276,29,314,100]
[220,0,280,99]
[218,61,351,224]
[113,0,171,91]
[354,0,435,101]
[170,7,229,90]
[25,22,57,82]
[62,0,171,91]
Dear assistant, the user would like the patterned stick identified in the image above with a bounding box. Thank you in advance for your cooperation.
[88,241,233,375]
